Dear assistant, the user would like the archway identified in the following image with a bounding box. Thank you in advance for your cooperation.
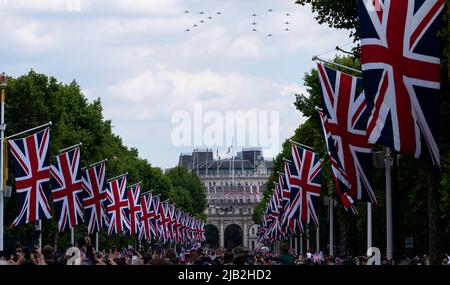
[204,224,219,249]
[224,224,243,249]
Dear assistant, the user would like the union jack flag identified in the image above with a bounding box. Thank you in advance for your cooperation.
[283,160,304,234]
[105,175,130,236]
[317,63,377,213]
[82,161,109,234]
[158,200,170,243]
[180,212,188,244]
[174,209,183,243]
[167,203,176,242]
[358,0,445,165]
[50,146,84,232]
[291,144,323,226]
[8,128,52,226]
[126,183,141,236]
[138,192,159,241]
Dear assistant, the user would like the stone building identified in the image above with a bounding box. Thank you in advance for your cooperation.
[179,148,272,250]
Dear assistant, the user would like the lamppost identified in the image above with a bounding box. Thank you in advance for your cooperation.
[0,73,7,252]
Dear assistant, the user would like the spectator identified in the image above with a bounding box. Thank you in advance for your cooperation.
[277,243,295,265]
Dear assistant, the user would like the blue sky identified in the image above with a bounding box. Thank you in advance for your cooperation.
[0,0,353,169]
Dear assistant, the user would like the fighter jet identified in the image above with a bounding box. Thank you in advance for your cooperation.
[252,28,257,32]
[185,29,191,32]
[200,20,204,23]
[267,33,273,37]
[252,13,257,16]
[268,9,273,12]
[200,11,204,14]
[286,13,290,16]
[285,28,290,31]
[193,24,198,27]
[251,22,257,25]
[208,16,212,19]
[216,11,222,15]
[185,10,189,14]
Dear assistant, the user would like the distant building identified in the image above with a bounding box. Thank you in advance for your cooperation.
[179,148,272,250]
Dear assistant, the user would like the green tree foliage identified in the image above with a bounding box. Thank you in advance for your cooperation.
[3,70,206,251]
[166,166,207,219]
[295,0,360,39]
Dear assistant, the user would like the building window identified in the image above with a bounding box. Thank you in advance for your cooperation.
[252,241,255,249]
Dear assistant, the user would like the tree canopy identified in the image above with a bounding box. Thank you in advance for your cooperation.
[3,70,206,250]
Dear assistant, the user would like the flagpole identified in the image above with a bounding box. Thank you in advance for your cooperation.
[37,220,42,250]
[385,147,393,261]
[316,226,320,252]
[71,228,75,246]
[367,202,372,250]
[0,73,6,252]
[107,172,128,182]
[58,142,82,153]
[6,121,53,139]
[289,139,315,152]
[312,56,363,75]
[95,232,99,252]
[306,228,310,251]
[294,237,298,255]
[127,182,142,189]
[300,234,303,254]
[329,197,334,256]
[82,158,108,170]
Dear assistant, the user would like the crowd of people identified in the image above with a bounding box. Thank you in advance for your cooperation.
[1,238,449,265]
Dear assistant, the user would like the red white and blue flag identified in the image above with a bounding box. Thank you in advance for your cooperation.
[291,144,323,227]
[105,174,130,236]
[168,203,176,242]
[139,192,159,241]
[82,161,109,234]
[358,0,444,165]
[8,128,52,226]
[158,200,170,243]
[283,160,304,234]
[126,183,141,236]
[316,63,377,213]
[50,146,84,232]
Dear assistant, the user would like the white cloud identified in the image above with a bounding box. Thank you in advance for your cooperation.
[13,22,58,51]
[115,0,182,15]
[1,0,351,167]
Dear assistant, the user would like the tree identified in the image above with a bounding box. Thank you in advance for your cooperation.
[165,166,207,217]
[2,70,199,250]
[295,0,360,39]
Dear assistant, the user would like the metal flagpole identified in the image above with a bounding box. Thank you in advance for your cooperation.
[289,139,315,152]
[367,202,372,250]
[95,232,99,252]
[329,197,334,256]
[58,142,82,153]
[71,228,75,246]
[0,73,6,252]
[312,56,363,75]
[385,147,393,260]
[316,226,320,252]
[306,228,310,251]
[82,158,108,170]
[300,234,303,254]
[107,172,128,182]
[37,220,42,250]
[6,121,52,139]
[294,237,298,255]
